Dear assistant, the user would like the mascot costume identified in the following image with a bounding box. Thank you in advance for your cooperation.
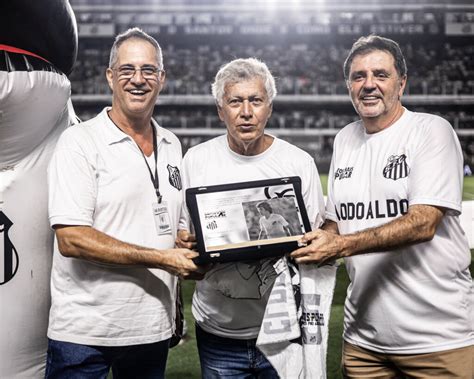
[0,1,77,377]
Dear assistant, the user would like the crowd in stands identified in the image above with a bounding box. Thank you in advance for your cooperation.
[70,42,474,96]
[68,26,473,164]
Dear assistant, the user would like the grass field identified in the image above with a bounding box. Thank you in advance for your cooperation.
[165,177,474,378]
[464,175,474,200]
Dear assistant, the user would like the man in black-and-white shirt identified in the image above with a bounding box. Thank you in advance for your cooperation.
[292,35,473,378]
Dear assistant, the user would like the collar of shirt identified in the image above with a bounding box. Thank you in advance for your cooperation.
[100,107,172,146]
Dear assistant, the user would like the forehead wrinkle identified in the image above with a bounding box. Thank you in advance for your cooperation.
[352,51,395,67]
[116,41,158,66]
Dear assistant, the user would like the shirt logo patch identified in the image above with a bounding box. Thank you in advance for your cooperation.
[167,164,182,190]
[0,211,19,285]
[335,167,353,180]
[383,154,410,181]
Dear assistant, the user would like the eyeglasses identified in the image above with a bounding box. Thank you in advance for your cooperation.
[114,65,163,80]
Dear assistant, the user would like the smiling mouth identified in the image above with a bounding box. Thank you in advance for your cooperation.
[359,96,382,105]
[360,95,380,100]
[128,89,148,96]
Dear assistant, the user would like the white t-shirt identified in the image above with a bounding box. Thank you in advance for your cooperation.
[180,135,325,339]
[47,108,183,346]
[259,213,290,239]
[326,108,473,354]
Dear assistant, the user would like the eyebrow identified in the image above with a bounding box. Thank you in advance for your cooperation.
[118,64,158,69]
[373,69,391,76]
[350,68,391,77]
[227,94,264,101]
[350,70,365,77]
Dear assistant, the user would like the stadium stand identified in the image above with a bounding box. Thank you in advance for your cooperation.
[68,0,474,170]
[70,42,474,96]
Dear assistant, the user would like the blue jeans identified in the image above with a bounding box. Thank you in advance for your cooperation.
[45,338,170,379]
[196,324,279,379]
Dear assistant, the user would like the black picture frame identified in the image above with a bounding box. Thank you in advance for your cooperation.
[185,176,311,264]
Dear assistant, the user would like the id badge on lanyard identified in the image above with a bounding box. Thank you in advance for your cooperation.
[136,125,172,236]
[152,201,172,236]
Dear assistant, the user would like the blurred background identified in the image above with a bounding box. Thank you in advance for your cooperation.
[65,2,474,377]
[68,0,474,175]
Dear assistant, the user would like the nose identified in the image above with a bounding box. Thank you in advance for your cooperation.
[130,69,146,84]
[363,74,376,90]
[240,100,253,119]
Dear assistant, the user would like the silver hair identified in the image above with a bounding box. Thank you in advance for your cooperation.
[211,58,277,107]
[108,27,163,70]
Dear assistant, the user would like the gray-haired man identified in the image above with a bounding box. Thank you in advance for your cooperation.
[45,28,203,378]
[177,57,325,378]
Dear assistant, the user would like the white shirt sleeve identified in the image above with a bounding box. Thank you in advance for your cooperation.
[47,129,97,227]
[408,117,463,215]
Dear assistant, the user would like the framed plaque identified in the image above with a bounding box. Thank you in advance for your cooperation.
[186,176,311,263]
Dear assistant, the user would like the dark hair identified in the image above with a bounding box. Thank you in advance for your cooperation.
[343,35,407,80]
[257,202,273,213]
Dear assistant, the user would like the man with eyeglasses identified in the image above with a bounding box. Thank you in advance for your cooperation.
[45,27,203,378]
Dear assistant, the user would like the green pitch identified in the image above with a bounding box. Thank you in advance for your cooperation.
[464,176,474,200]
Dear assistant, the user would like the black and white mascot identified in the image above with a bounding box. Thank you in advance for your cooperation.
[0,1,77,376]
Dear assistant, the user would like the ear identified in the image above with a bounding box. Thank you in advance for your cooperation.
[398,75,407,99]
[267,102,273,120]
[106,68,114,92]
[158,69,166,89]
[216,103,225,122]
